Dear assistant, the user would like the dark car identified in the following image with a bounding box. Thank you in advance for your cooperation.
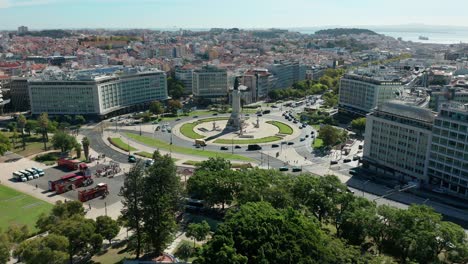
[293,120,298,124]
[358,145,363,150]
[220,146,229,151]
[257,114,263,117]
[272,144,279,148]
[353,156,360,161]
[287,142,294,145]
[305,135,309,138]
[292,167,302,172]
[247,144,262,151]
[279,166,289,171]
[175,118,181,121]
[128,155,137,163]
[343,158,352,163]
[235,145,242,149]
[212,113,218,116]
[262,110,271,114]
[330,160,338,165]
[281,141,287,145]
[193,115,198,118]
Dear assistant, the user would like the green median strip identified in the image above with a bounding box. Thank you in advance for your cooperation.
[183,160,253,169]
[266,121,293,135]
[109,137,137,152]
[125,133,254,162]
[213,136,282,145]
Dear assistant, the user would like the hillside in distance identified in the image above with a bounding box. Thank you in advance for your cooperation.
[315,28,378,36]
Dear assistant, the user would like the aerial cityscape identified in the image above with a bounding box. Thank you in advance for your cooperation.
[0,0,467,263]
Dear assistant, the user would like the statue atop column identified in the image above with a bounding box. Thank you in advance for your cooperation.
[227,77,242,130]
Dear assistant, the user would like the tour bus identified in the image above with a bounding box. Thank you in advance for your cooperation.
[12,171,27,182]
[19,170,34,181]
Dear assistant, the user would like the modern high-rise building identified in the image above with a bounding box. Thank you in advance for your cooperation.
[339,73,403,116]
[28,67,168,117]
[192,65,228,103]
[175,66,194,95]
[17,26,28,35]
[427,103,468,199]
[268,61,306,89]
[363,100,434,182]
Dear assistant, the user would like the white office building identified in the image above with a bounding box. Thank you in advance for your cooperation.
[363,100,434,182]
[192,66,228,103]
[29,67,168,117]
[339,74,403,116]
[427,103,468,199]
[175,66,194,95]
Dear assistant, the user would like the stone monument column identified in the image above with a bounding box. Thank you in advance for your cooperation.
[227,77,242,129]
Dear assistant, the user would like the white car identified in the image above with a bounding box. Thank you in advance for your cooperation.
[25,169,39,179]
[31,167,45,177]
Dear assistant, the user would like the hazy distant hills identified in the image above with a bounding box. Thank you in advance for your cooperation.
[314,28,378,36]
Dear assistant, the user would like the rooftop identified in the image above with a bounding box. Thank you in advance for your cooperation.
[377,100,435,123]
[30,66,164,82]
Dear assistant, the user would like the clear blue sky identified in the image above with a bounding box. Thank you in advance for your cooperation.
[0,0,467,30]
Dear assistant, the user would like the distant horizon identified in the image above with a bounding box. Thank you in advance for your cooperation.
[4,24,468,32]
[1,0,468,30]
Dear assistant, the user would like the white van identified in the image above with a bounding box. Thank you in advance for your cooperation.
[19,170,33,181]
[12,171,27,182]
[25,169,39,179]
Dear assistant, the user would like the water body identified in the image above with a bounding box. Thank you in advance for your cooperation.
[294,26,468,44]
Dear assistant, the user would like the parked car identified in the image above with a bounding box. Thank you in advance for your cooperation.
[343,158,352,163]
[279,166,289,171]
[287,142,294,145]
[358,145,363,150]
[330,160,338,165]
[300,138,305,141]
[272,144,279,148]
[31,167,45,176]
[25,169,39,179]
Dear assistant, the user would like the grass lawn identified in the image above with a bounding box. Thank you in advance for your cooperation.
[4,132,49,157]
[266,121,293,135]
[180,123,205,139]
[34,151,61,166]
[91,246,133,264]
[179,117,229,140]
[213,136,282,145]
[125,133,253,162]
[0,185,53,232]
[313,138,324,148]
[312,124,321,130]
[109,137,137,152]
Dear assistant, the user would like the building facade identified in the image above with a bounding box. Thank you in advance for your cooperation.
[363,101,434,182]
[29,67,168,117]
[192,66,228,103]
[339,74,403,116]
[427,103,468,199]
[175,66,193,95]
[268,61,306,89]
[9,77,30,112]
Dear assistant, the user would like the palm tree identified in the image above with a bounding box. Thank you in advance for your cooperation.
[38,113,49,151]
[82,137,90,162]
[17,114,27,150]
